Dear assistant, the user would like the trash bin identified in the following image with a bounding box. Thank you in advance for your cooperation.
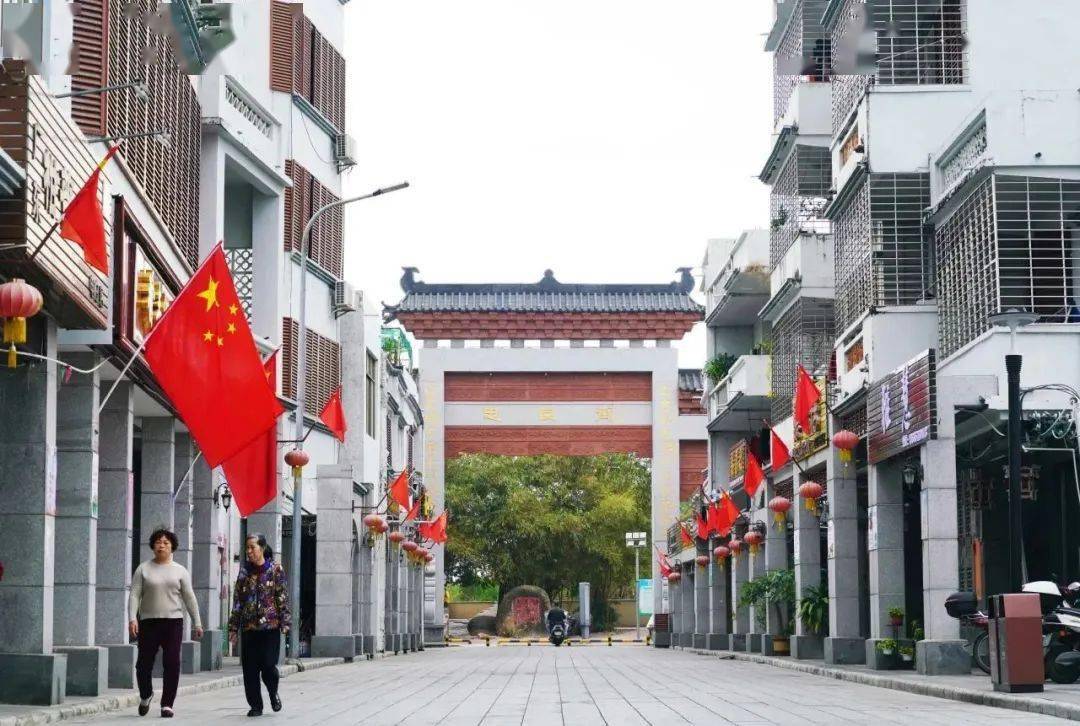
[988,593,1044,693]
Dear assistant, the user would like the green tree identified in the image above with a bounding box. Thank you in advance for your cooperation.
[445,453,651,628]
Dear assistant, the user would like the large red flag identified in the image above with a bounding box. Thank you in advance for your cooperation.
[770,429,791,470]
[222,352,280,517]
[59,145,119,275]
[706,501,722,536]
[744,449,765,499]
[716,491,741,537]
[794,364,822,433]
[143,245,283,467]
[404,495,422,522]
[656,548,673,578]
[679,522,694,548]
[389,468,411,511]
[319,386,346,442]
[695,510,710,540]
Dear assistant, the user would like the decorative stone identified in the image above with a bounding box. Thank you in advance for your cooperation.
[495,585,552,637]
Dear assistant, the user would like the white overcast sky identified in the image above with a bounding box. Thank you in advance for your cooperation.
[342,2,774,368]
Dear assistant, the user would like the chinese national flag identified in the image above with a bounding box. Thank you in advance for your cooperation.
[794,364,822,433]
[143,245,283,467]
[695,510,710,540]
[389,468,410,511]
[716,491,741,537]
[679,523,694,548]
[404,495,422,522]
[744,450,765,499]
[222,352,280,517]
[706,501,722,536]
[770,429,791,470]
[420,510,448,544]
[60,145,119,275]
[319,386,346,442]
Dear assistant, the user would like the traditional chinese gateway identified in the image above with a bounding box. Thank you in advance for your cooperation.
[385,268,709,640]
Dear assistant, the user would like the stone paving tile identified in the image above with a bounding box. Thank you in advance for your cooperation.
[55,643,1079,725]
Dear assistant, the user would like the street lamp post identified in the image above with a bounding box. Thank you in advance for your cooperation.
[290,181,409,659]
[625,531,647,641]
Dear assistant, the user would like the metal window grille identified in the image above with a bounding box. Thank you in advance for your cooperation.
[771,298,836,422]
[225,248,253,321]
[773,0,832,126]
[385,414,393,473]
[770,145,833,268]
[830,0,967,133]
[833,173,932,332]
[838,404,868,439]
[936,174,1080,357]
[939,118,987,190]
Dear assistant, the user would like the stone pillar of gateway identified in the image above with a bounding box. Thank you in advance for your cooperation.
[384,267,706,643]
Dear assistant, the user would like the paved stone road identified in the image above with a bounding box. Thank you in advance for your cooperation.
[67,644,1071,725]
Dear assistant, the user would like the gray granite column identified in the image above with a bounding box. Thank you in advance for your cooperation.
[792,468,824,659]
[746,510,767,653]
[399,550,410,650]
[693,550,709,649]
[706,540,728,650]
[172,434,193,651]
[762,479,790,655]
[680,563,694,644]
[824,439,865,664]
[357,536,376,655]
[53,352,108,695]
[191,458,223,670]
[0,318,65,705]
[384,543,398,653]
[245,418,283,565]
[96,382,136,687]
[865,459,905,667]
[669,571,680,646]
[139,417,175,533]
[729,543,749,650]
[312,465,356,658]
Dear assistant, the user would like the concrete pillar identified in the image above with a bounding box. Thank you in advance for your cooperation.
[729,543,749,650]
[95,382,136,687]
[53,352,108,696]
[706,541,728,650]
[356,535,376,656]
[191,458,224,670]
[312,465,356,659]
[762,480,790,655]
[792,468,823,659]
[746,512,767,653]
[139,417,175,534]
[669,568,681,646]
[693,551,709,649]
[172,434,193,646]
[384,543,398,653]
[824,440,865,665]
[398,549,409,650]
[245,419,284,563]
[0,319,66,705]
[865,460,905,667]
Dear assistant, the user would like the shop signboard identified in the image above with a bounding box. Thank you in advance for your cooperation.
[866,350,937,464]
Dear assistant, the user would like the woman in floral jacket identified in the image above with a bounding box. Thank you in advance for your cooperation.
[229,533,291,717]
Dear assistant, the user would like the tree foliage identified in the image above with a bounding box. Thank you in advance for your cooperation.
[445,453,651,611]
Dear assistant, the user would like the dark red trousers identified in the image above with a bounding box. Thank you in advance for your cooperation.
[136,618,183,708]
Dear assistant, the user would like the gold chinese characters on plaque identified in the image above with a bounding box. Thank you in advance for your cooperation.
[132,244,174,342]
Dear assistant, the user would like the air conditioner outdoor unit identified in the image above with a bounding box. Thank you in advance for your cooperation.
[332,280,358,317]
[334,133,357,170]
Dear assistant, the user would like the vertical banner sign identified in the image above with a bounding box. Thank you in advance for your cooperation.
[866,350,937,464]
[638,578,654,616]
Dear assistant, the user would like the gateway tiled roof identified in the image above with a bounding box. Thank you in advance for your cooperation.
[678,369,705,393]
[386,268,704,317]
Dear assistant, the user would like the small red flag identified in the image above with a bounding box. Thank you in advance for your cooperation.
[389,468,411,511]
[706,501,721,535]
[744,450,765,499]
[319,386,346,442]
[770,429,791,470]
[679,522,694,548]
[657,548,672,578]
[222,351,281,517]
[794,364,822,433]
[60,145,119,275]
[143,245,283,467]
[420,510,448,543]
[716,491,741,537]
[695,510,710,540]
[404,495,422,522]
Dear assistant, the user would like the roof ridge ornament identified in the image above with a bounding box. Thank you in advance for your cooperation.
[676,267,694,294]
[537,269,559,291]
[400,266,420,293]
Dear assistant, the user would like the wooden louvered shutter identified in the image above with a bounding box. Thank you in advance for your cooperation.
[71,0,108,135]
[269,0,297,92]
[293,14,313,103]
[282,317,298,399]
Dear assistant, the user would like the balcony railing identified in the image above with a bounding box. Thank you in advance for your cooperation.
[707,355,773,430]
[225,247,253,321]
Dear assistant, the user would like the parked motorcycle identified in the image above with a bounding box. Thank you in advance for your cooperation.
[546,607,570,646]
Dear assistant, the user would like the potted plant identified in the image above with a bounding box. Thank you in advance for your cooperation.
[899,644,915,663]
[704,353,737,385]
[796,584,829,636]
[888,606,904,627]
[876,638,897,656]
[743,569,796,655]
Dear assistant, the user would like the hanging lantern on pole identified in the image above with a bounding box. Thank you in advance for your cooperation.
[832,430,859,463]
[363,513,386,537]
[728,539,744,558]
[799,481,824,515]
[695,554,709,569]
[0,278,43,368]
[284,448,309,477]
[667,570,681,583]
[388,531,405,546]
[744,530,764,554]
[713,545,730,563]
[768,496,792,530]
[402,540,418,554]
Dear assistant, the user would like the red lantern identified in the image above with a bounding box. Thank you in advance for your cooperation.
[416,546,429,561]
[768,496,792,530]
[0,278,43,368]
[402,540,418,553]
[424,552,434,563]
[832,430,859,463]
[363,514,386,536]
[284,448,310,476]
[713,545,730,562]
[744,530,764,554]
[695,554,710,569]
[728,539,744,557]
[388,531,405,545]
[375,517,389,534]
[799,481,824,515]
[667,571,681,583]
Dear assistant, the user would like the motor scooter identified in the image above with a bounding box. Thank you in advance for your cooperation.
[546,607,570,647]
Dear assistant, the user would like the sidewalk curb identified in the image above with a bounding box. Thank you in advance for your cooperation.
[0,657,345,726]
[679,647,1080,722]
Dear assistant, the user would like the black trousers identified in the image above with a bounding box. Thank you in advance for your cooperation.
[240,629,281,709]
[136,618,183,707]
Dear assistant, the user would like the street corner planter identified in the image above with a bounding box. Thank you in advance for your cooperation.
[771,636,790,656]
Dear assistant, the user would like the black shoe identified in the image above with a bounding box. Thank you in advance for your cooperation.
[270,693,282,712]
[247,708,262,717]
[138,694,153,716]
[161,707,174,718]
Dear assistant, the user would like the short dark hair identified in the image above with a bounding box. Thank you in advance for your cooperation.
[246,532,273,560]
[148,528,179,552]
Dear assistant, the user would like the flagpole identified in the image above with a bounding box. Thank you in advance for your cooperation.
[289,181,409,660]
[171,451,204,502]
[96,331,156,414]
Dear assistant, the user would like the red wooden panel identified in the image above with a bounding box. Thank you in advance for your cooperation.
[679,440,707,501]
[679,389,706,415]
[396,311,701,341]
[445,426,652,459]
[444,372,652,402]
